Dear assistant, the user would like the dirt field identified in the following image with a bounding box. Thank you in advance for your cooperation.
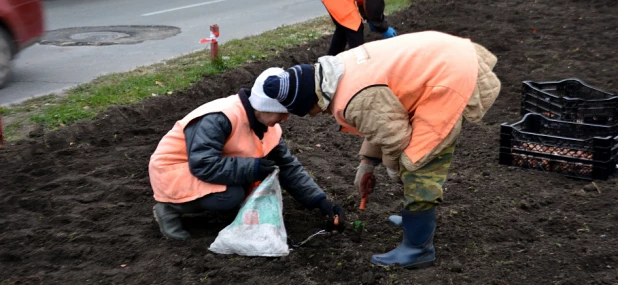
[1,0,617,284]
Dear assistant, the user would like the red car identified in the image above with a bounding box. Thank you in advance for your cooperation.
[0,0,44,88]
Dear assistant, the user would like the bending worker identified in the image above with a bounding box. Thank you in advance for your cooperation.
[261,31,501,268]
[322,0,397,55]
[148,68,346,240]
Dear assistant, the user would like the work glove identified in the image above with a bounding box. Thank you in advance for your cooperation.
[253,158,276,182]
[358,171,376,210]
[316,198,346,233]
[382,27,397,39]
[386,167,402,184]
[354,158,381,191]
[383,156,402,184]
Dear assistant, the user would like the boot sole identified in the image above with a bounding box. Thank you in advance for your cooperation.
[402,259,435,269]
[371,258,435,269]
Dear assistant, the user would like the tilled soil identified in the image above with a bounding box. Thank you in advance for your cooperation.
[1,0,617,284]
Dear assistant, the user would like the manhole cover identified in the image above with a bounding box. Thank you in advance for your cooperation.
[40,25,181,46]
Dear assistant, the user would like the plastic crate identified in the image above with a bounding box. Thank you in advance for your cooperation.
[500,113,618,180]
[521,78,618,125]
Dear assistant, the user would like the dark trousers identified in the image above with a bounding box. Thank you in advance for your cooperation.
[327,16,365,56]
[181,185,245,212]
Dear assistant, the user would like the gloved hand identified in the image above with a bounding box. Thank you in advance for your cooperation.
[382,156,402,184]
[386,166,402,184]
[254,158,276,182]
[358,171,376,210]
[382,27,397,39]
[354,158,380,191]
[316,198,346,232]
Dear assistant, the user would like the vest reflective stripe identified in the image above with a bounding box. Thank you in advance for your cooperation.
[149,95,282,203]
[322,0,363,31]
[331,31,478,163]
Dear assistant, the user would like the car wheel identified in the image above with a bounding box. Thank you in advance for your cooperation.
[0,28,13,89]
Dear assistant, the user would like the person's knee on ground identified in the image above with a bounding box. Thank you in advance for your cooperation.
[153,185,245,240]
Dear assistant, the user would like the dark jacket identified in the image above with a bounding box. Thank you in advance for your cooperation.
[183,88,326,208]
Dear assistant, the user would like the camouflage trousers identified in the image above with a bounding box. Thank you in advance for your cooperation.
[399,143,456,211]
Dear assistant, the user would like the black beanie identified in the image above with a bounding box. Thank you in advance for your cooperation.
[262,64,316,117]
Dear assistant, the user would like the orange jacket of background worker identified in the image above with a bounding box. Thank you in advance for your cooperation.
[322,0,396,55]
[322,0,364,31]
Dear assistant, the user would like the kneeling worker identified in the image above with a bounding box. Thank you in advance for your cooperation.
[148,68,346,240]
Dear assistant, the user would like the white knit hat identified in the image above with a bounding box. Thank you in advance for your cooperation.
[250,67,288,113]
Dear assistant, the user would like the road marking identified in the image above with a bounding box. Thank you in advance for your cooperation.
[141,0,226,16]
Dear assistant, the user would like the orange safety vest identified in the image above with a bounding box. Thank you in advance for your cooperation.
[149,95,282,203]
[322,0,363,31]
[331,31,478,163]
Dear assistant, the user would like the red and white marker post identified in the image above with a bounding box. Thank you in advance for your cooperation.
[199,24,220,61]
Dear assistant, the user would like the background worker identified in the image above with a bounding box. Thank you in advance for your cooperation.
[261,31,501,268]
[322,0,397,55]
[148,68,346,240]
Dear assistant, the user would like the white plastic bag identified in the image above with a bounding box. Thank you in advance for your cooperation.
[208,169,289,257]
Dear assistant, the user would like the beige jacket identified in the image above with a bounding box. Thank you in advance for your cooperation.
[348,43,501,172]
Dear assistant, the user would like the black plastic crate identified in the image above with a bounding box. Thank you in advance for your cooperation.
[500,113,618,180]
[521,78,618,125]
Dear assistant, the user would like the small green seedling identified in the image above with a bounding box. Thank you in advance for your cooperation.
[353,220,366,232]
[351,220,366,243]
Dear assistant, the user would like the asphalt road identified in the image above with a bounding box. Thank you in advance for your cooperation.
[0,0,328,106]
